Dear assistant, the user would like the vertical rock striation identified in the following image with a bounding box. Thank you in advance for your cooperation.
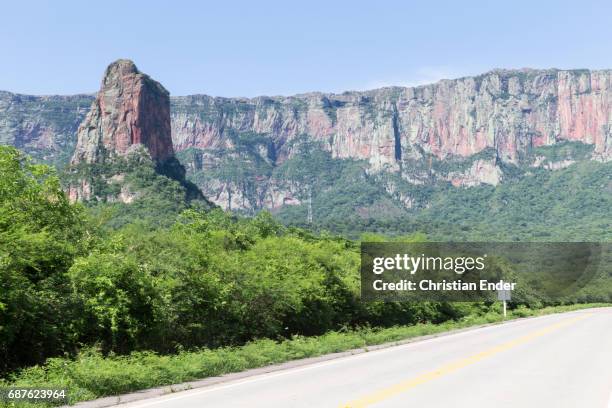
[71,59,174,165]
[0,91,92,165]
[67,59,186,203]
[169,69,612,209]
[171,69,612,170]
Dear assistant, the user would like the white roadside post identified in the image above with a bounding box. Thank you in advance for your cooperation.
[497,289,512,318]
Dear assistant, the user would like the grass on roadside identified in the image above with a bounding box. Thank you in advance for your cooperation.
[1,303,608,407]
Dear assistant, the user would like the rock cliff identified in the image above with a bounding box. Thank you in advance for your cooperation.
[0,91,92,165]
[71,59,173,165]
[66,60,201,204]
[1,66,610,212]
[170,68,611,209]
[172,69,611,167]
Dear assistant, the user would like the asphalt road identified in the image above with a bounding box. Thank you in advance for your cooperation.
[122,308,612,408]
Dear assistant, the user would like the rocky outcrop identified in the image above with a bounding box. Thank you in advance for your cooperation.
[67,179,92,202]
[67,60,202,204]
[71,59,174,165]
[0,91,92,164]
[446,159,502,187]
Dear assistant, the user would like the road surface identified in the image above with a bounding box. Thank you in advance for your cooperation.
[121,308,612,408]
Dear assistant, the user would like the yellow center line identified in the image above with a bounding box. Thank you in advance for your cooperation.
[340,313,592,408]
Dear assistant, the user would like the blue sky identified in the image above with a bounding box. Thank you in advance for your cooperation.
[2,0,612,97]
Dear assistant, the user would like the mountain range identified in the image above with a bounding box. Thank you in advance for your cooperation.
[1,60,610,239]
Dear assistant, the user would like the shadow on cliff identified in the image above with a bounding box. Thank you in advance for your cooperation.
[156,156,215,207]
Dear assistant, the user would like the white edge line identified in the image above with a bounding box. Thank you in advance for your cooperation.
[118,311,592,407]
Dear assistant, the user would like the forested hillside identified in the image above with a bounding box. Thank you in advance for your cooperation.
[273,142,611,240]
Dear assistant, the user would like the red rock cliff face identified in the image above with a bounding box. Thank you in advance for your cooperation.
[169,69,611,210]
[71,59,173,165]
[171,69,612,170]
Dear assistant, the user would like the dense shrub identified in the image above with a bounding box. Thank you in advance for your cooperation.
[0,146,85,374]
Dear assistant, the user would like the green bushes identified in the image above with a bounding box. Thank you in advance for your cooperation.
[0,147,474,378]
[68,251,163,353]
[1,146,609,390]
[67,211,367,351]
[0,146,86,375]
[0,146,348,374]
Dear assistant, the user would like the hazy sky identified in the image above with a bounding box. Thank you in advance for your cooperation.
[2,0,612,97]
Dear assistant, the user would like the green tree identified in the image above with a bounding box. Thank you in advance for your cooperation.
[0,146,84,374]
